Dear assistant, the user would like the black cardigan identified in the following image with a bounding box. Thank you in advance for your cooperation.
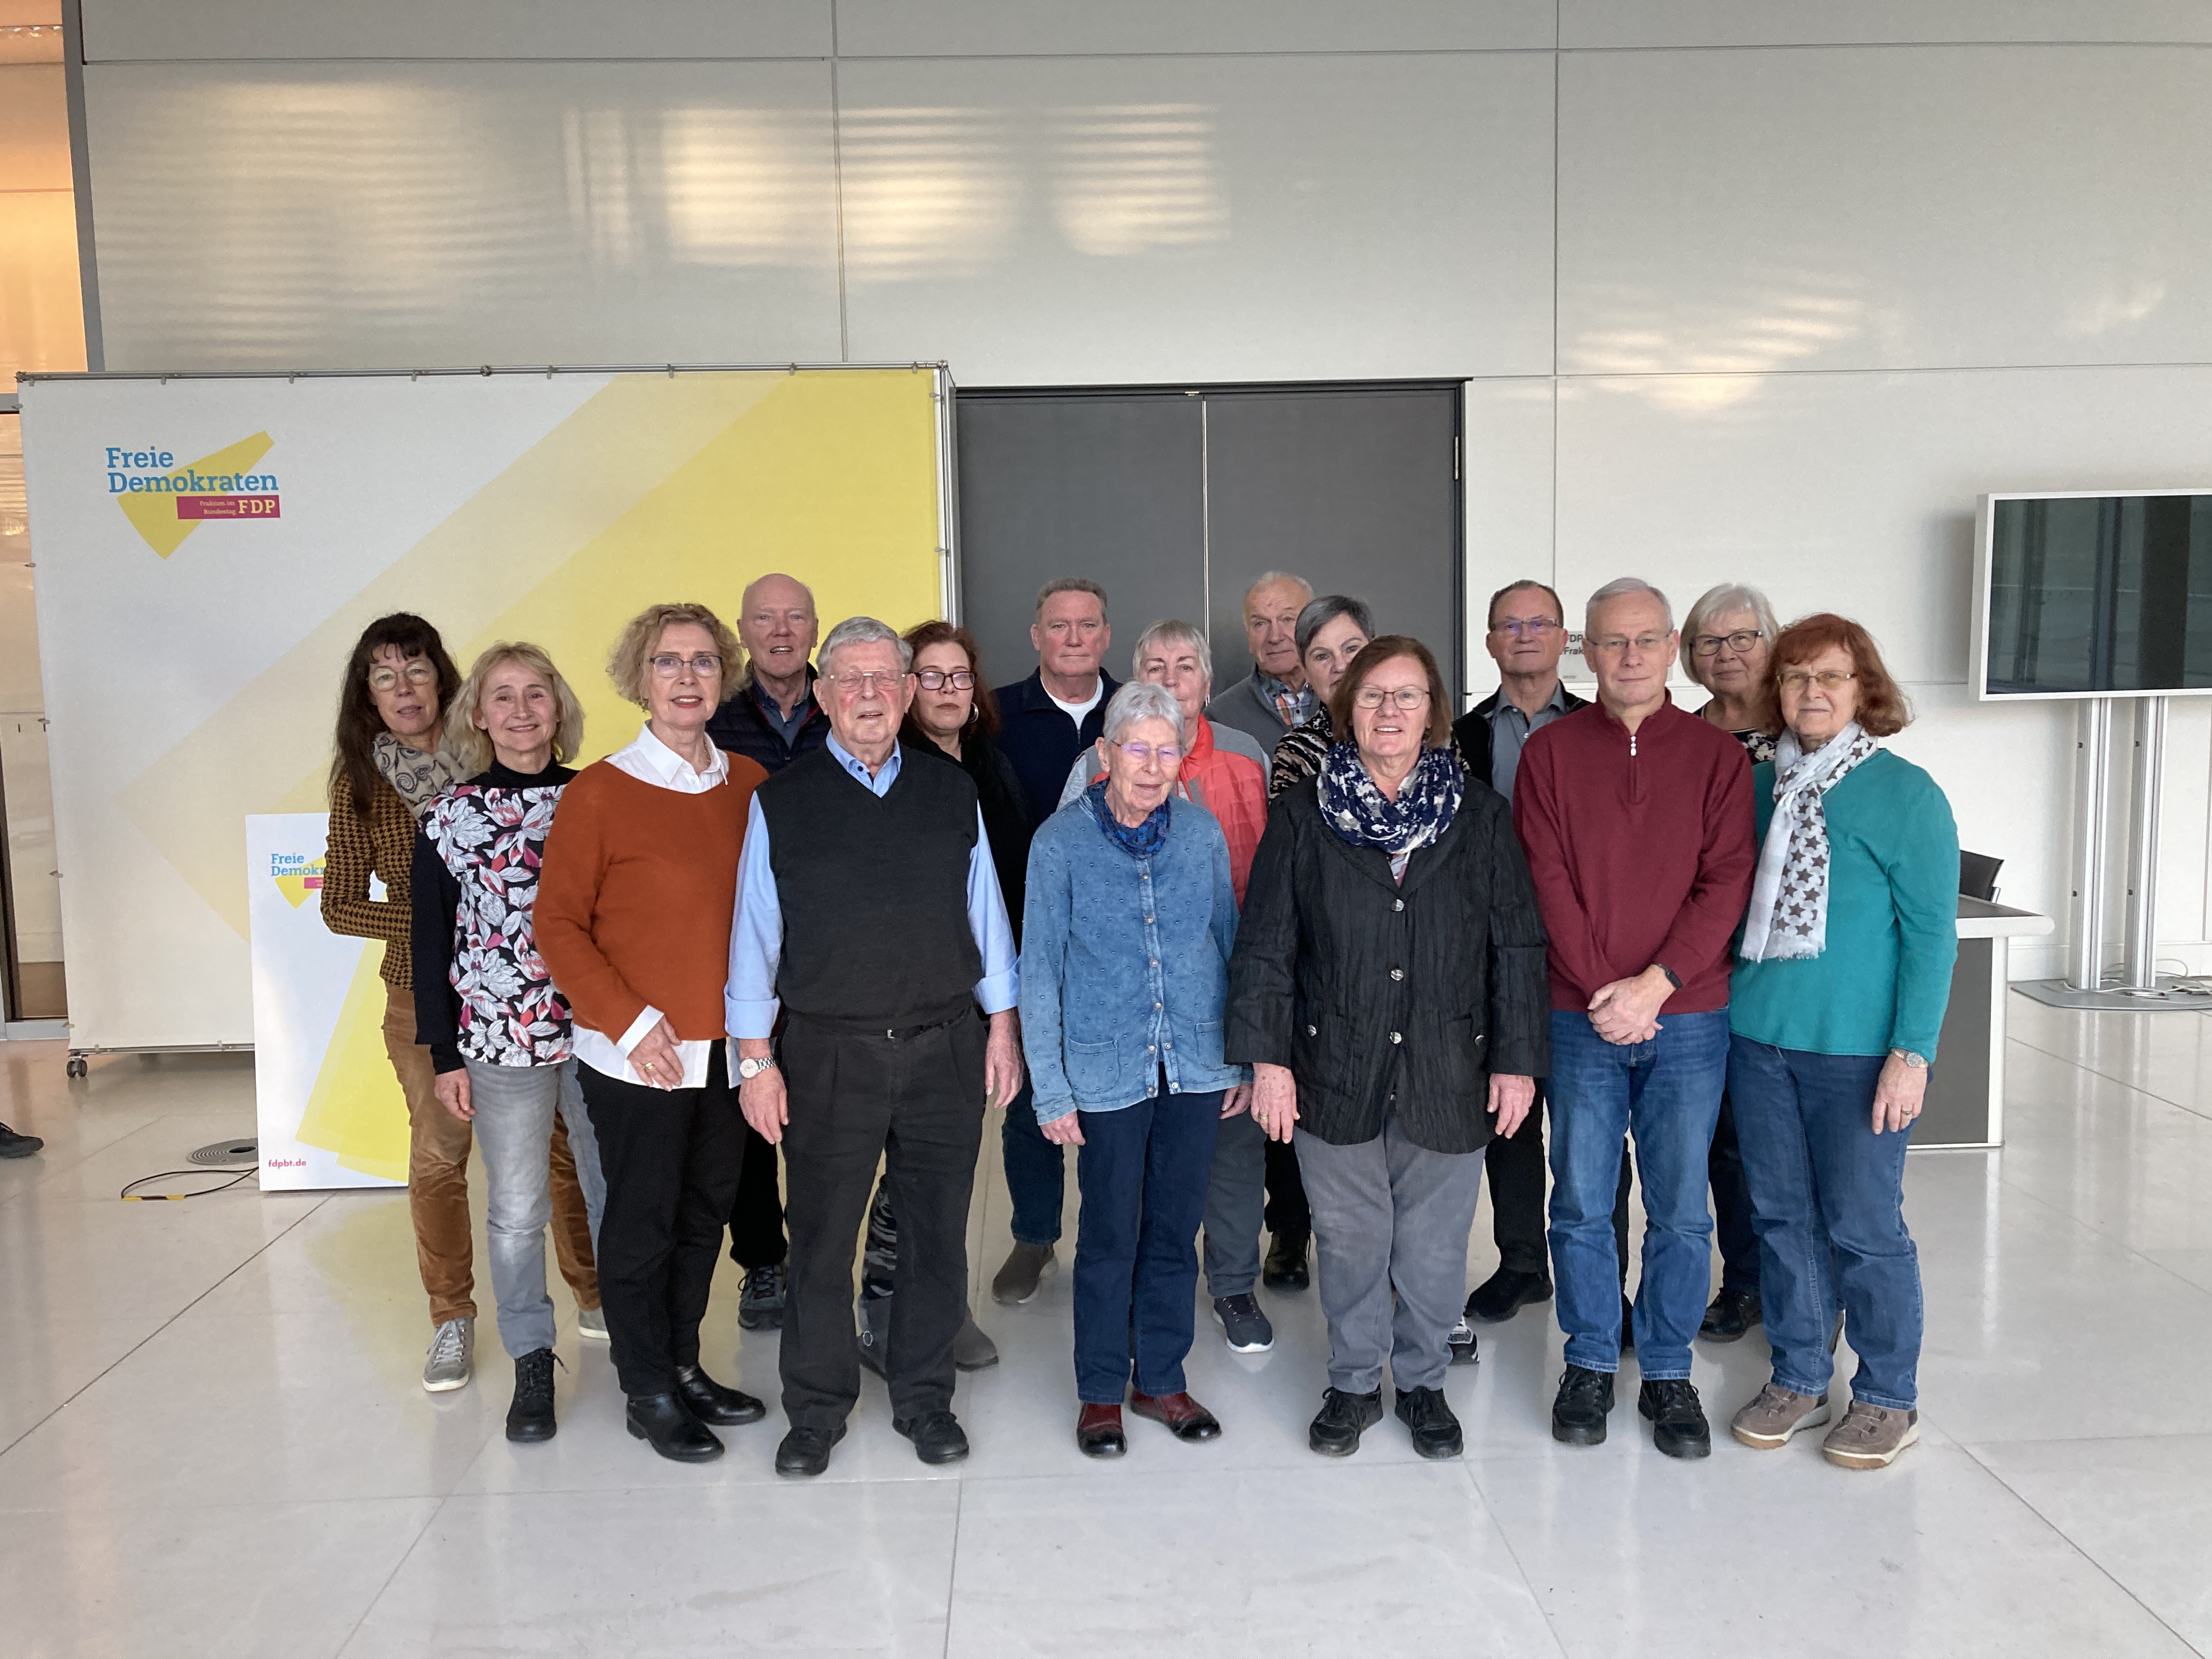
[906,729,1035,946]
[1224,775,1551,1153]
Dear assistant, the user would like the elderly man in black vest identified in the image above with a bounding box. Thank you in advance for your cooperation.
[726,616,1025,1478]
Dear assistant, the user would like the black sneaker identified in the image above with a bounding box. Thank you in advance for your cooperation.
[1464,1265,1552,1323]
[1262,1231,1311,1291]
[1700,1285,1762,1343]
[1394,1385,1464,1459]
[738,1259,787,1330]
[505,1348,559,1443]
[894,1408,970,1465]
[0,1121,43,1159]
[1639,1378,1712,1459]
[1551,1364,1616,1446]
[1211,1293,1274,1353]
[1308,1386,1384,1457]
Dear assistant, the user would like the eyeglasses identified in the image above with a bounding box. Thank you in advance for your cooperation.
[1114,741,1183,766]
[825,669,910,697]
[1352,686,1433,712]
[1691,629,1764,658]
[1779,669,1857,692]
[915,669,975,691]
[367,661,437,693]
[1492,617,1561,639]
[1586,634,1671,655]
[649,653,724,678]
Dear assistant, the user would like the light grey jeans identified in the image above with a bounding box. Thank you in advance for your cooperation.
[1295,1109,1485,1395]
[466,1058,607,1360]
[1201,1104,1266,1299]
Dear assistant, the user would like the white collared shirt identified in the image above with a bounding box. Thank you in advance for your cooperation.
[571,723,731,1091]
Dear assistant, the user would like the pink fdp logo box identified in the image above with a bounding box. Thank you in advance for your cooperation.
[178,495,281,520]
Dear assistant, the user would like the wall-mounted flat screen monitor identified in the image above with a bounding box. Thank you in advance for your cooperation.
[1974,489,2212,699]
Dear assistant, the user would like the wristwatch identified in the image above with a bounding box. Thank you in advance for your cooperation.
[1888,1048,1928,1069]
[1651,963,1682,991]
[736,1054,778,1081]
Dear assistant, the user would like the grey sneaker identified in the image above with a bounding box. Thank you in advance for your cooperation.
[954,1312,1000,1371]
[1730,1381,1831,1450]
[1211,1294,1274,1353]
[576,1306,610,1342]
[422,1316,473,1392]
[991,1241,1057,1305]
[1822,1399,1920,1469]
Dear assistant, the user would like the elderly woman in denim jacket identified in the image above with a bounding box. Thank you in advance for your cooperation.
[1023,681,1250,1459]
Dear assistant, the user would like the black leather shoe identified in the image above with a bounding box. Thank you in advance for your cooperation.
[1640,1378,1712,1459]
[1263,1231,1311,1291]
[675,1364,766,1425]
[1308,1386,1384,1457]
[0,1120,43,1159]
[1077,1404,1126,1458]
[1700,1285,1762,1343]
[894,1408,970,1465]
[1464,1265,1553,1323]
[1551,1364,1616,1446]
[1393,1385,1463,1459]
[1621,1293,1637,1350]
[505,1348,558,1443]
[627,1392,724,1463]
[774,1423,846,1477]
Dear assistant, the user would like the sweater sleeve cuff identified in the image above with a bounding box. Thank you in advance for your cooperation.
[431,1042,464,1076]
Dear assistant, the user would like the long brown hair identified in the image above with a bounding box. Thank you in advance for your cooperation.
[329,613,461,816]
[901,620,1002,742]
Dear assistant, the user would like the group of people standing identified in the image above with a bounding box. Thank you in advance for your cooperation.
[322,560,1956,1477]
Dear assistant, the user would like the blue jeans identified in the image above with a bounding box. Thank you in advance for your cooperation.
[1003,1082,1066,1246]
[1547,1008,1730,1379]
[466,1058,607,1360]
[1728,1038,1922,1409]
[1070,1090,1223,1403]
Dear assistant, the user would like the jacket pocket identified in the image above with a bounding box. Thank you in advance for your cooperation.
[1189,1017,1228,1075]
[1443,1015,1487,1088]
[1065,1035,1121,1098]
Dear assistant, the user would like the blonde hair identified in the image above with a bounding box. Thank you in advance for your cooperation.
[607,602,743,709]
[447,642,585,773]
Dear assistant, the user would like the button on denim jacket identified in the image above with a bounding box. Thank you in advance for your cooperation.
[1020,795,1248,1124]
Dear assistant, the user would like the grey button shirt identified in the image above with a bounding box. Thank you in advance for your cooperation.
[1486,681,1573,804]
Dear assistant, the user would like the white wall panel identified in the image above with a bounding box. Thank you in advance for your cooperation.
[1562,2,2212,48]
[83,61,843,371]
[837,0,1555,58]
[1462,378,1556,698]
[80,0,831,61]
[1559,46,2212,374]
[840,53,1555,383]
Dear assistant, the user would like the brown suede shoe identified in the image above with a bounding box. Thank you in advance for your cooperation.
[1076,1403,1126,1458]
[1129,1390,1222,1442]
[1730,1381,1831,1451]
[1822,1399,1920,1469]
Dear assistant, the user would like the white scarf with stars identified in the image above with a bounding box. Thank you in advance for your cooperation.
[1739,721,1880,963]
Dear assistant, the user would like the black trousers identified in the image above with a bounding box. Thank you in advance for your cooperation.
[780,1006,986,1431]
[726,1123,788,1269]
[1486,1083,1634,1281]
[578,1047,746,1398]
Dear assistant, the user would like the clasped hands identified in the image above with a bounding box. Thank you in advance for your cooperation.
[1588,964,1673,1046]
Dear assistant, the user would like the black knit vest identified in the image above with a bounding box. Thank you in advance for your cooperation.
[757,745,983,1026]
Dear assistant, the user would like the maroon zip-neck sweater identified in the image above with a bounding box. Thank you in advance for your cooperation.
[1512,697,1756,1014]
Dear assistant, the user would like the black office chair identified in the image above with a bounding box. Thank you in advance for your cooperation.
[1960,850,2003,902]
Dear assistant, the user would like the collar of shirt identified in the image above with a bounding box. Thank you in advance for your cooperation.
[1487,679,1572,729]
[826,733,902,798]
[608,722,730,794]
[1259,670,1314,724]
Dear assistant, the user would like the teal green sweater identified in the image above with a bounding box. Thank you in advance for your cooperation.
[1729,750,1959,1060]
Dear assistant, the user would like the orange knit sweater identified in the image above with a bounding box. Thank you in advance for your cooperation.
[535,753,768,1042]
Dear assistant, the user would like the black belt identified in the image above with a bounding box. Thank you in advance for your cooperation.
[790,1007,973,1042]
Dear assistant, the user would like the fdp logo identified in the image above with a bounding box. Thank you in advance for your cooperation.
[268,850,325,910]
[105,431,281,557]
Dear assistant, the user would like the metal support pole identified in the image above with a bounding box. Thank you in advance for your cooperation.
[2067,698,2113,992]
[2122,695,2169,990]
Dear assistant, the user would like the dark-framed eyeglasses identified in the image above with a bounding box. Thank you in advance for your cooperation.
[649,653,724,678]
[1352,685,1432,712]
[1492,617,1561,639]
[1691,629,1764,658]
[915,669,976,691]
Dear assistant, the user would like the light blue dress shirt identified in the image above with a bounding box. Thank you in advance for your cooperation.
[724,737,1020,1040]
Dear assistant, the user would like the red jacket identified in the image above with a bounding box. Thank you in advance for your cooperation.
[1511,698,1754,1014]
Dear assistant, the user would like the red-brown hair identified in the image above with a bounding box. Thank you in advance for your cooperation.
[1331,635,1453,747]
[901,620,1003,742]
[1768,613,1912,738]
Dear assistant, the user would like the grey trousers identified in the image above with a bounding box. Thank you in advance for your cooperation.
[1201,1104,1266,1300]
[466,1058,608,1360]
[1295,1111,1485,1394]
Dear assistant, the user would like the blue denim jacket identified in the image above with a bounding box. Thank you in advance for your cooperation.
[1021,794,1247,1123]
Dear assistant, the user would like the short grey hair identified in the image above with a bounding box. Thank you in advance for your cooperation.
[1681,582,1784,691]
[1295,594,1374,657]
[1101,680,1188,746]
[1035,576,1108,619]
[819,615,913,674]
[1584,577,1673,635]
[1244,569,1313,608]
[1132,618,1211,684]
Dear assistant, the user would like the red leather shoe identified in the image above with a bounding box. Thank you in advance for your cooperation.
[1129,1391,1222,1442]
[1076,1403,1126,1458]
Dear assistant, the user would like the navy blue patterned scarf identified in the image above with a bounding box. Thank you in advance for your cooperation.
[1086,780,1170,861]
[1316,741,1465,860]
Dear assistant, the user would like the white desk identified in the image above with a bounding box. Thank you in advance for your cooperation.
[1921,898,2054,1149]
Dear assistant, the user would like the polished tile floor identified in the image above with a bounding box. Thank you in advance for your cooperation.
[3,996,2209,1657]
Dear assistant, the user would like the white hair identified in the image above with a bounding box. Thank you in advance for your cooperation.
[1101,679,1188,745]
[1243,569,1313,607]
[1132,618,1212,685]
[1584,577,1673,635]
[1681,582,1784,690]
[819,615,912,674]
